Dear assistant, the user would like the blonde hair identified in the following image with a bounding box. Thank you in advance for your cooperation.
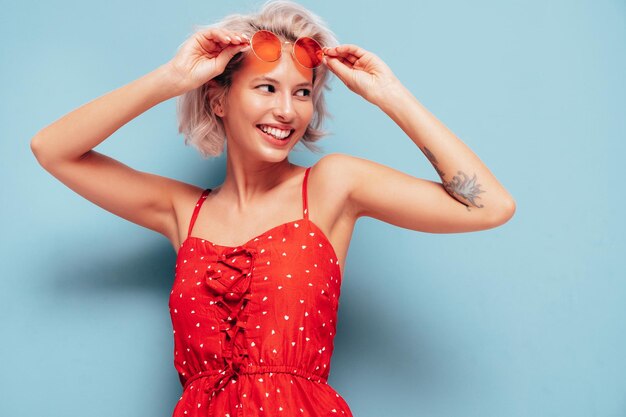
[176,0,340,158]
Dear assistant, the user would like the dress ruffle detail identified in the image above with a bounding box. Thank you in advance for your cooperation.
[201,246,257,413]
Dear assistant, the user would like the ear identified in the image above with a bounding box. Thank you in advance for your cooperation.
[212,98,225,117]
[207,80,225,117]
[214,103,224,117]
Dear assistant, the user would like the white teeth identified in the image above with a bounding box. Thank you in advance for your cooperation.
[260,125,291,139]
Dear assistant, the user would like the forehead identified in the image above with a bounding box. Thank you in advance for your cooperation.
[233,50,313,87]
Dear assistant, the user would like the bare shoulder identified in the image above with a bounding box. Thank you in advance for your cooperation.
[306,153,362,274]
[168,181,208,248]
[310,152,362,219]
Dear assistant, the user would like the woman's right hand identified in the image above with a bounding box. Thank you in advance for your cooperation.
[166,27,250,94]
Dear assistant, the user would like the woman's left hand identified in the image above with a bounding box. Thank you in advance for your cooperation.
[322,44,401,105]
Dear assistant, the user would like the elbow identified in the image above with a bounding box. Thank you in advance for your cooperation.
[491,198,516,226]
[30,135,42,154]
[30,135,45,164]
[30,135,43,160]
[30,134,53,168]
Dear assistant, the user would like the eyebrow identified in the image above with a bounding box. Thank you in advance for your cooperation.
[251,76,312,88]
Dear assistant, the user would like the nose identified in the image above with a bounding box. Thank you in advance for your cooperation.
[272,91,295,121]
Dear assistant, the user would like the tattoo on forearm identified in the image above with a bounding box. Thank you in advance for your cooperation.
[423,146,446,178]
[444,171,485,210]
[422,146,485,211]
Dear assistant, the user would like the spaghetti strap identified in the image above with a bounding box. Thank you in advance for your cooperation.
[302,167,311,220]
[170,164,347,417]
[187,188,211,238]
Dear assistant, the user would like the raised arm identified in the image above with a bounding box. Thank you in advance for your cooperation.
[30,64,188,242]
[30,27,250,244]
[371,82,516,218]
[322,44,515,233]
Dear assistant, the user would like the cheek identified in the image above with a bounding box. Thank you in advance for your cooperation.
[297,100,314,119]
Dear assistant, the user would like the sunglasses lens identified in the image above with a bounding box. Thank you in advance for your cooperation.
[251,30,281,62]
[294,37,324,68]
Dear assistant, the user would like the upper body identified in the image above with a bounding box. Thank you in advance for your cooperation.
[171,160,354,277]
[30,2,516,277]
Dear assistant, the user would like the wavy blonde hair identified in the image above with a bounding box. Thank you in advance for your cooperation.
[176,0,340,158]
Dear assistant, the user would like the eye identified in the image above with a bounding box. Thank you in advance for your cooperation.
[257,84,311,97]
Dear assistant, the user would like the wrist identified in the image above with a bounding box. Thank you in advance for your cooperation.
[375,80,410,112]
[154,62,189,98]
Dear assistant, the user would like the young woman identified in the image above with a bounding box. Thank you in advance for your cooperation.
[30,1,515,416]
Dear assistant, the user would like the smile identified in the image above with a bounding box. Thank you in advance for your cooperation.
[256,124,294,141]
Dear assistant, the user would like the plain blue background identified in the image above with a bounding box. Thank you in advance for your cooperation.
[1,0,624,416]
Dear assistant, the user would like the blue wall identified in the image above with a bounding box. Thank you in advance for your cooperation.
[1,0,624,416]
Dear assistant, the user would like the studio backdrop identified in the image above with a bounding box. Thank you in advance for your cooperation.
[1,1,624,416]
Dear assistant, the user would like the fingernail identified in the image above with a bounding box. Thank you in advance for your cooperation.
[225,36,231,41]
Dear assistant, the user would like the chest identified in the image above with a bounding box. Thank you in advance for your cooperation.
[170,221,342,334]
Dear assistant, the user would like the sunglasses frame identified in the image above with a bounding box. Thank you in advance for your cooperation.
[247,29,326,69]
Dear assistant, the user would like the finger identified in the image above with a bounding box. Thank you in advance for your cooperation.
[215,43,250,67]
[225,30,248,44]
[198,28,233,46]
[218,30,252,48]
[339,53,358,66]
[325,44,364,56]
[336,44,367,56]
[336,56,354,68]
[342,56,354,65]
[323,55,353,82]
[324,46,359,65]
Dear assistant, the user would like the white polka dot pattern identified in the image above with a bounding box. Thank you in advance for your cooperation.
[168,167,351,417]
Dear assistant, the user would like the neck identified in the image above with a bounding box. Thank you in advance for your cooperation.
[217,151,297,210]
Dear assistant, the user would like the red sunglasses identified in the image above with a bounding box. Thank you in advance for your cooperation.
[247,30,326,69]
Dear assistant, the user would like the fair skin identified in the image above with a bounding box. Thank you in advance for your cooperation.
[30,26,515,278]
[198,36,316,236]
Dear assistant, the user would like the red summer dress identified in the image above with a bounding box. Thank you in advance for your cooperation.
[169,167,353,417]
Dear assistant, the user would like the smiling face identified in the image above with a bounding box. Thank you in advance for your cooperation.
[216,43,315,162]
